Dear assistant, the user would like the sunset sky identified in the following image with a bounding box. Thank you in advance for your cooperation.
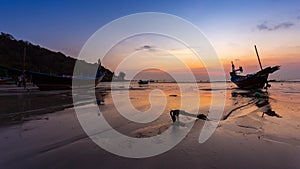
[1,0,300,80]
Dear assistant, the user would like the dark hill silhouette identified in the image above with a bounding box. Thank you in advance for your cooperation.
[0,32,113,81]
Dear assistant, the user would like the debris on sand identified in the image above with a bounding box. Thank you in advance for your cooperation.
[197,114,208,120]
[170,109,208,122]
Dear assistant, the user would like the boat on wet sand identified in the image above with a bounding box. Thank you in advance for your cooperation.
[26,70,105,91]
[230,65,280,89]
[0,64,105,91]
[230,45,280,89]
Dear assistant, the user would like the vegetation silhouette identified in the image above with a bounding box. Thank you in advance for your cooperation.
[0,32,113,81]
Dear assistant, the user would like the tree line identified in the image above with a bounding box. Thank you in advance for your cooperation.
[0,32,113,81]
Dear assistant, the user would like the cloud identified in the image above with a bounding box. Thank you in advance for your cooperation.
[257,21,295,31]
[135,45,156,52]
[257,22,269,30]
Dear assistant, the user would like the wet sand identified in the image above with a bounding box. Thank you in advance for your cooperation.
[0,82,300,169]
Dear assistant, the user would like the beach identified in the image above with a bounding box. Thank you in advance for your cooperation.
[0,82,300,169]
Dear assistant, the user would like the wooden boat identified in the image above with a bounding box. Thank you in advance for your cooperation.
[138,80,149,84]
[230,46,280,89]
[26,69,105,91]
[0,64,105,91]
[230,64,280,89]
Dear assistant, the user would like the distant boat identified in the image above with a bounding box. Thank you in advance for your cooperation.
[138,80,149,84]
[230,45,280,89]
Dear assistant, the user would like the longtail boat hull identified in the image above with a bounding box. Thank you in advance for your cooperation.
[27,71,105,91]
[230,65,280,89]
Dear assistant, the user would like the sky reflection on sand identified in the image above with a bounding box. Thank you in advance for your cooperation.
[0,82,300,168]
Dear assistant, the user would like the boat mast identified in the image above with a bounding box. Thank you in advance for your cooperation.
[254,45,263,70]
[23,47,26,73]
[255,45,271,90]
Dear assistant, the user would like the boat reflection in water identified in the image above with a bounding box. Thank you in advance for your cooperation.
[231,89,281,118]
